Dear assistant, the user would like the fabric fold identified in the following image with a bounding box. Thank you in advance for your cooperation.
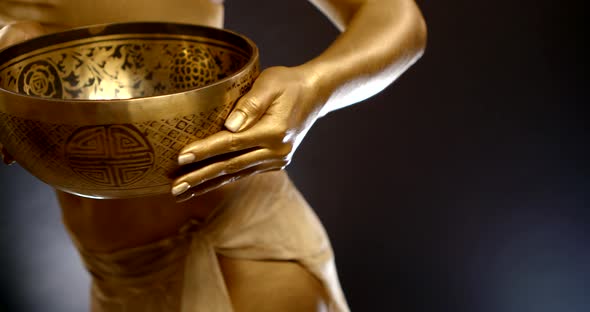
[181,235,233,312]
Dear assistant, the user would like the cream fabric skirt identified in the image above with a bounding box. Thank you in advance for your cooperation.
[71,172,350,312]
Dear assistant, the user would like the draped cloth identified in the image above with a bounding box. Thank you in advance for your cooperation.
[72,172,350,312]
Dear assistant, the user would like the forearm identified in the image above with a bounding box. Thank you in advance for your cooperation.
[299,0,427,116]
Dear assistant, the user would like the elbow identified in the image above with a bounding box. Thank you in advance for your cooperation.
[379,0,429,66]
[410,1,428,61]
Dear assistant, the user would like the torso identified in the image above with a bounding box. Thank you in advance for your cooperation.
[1,3,333,309]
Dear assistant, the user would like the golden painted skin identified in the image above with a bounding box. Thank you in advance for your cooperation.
[0,0,426,310]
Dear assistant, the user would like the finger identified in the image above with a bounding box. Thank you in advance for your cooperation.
[174,161,285,203]
[178,126,272,165]
[171,148,285,196]
[224,73,280,132]
[0,21,46,48]
[0,144,15,165]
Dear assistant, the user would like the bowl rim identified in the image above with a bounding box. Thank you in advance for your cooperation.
[0,21,259,103]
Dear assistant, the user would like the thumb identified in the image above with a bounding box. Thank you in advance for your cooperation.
[224,75,279,132]
[0,21,46,49]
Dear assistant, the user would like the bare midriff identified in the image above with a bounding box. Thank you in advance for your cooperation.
[56,172,290,253]
[1,0,284,253]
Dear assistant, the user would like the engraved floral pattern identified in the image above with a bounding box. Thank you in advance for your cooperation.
[0,38,249,100]
[18,60,63,98]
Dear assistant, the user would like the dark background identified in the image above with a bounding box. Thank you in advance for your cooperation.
[1,0,588,311]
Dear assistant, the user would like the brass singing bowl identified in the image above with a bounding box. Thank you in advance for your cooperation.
[0,22,259,199]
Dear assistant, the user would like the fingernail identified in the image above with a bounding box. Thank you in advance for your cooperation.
[225,110,247,132]
[178,153,195,165]
[175,192,196,203]
[172,182,190,196]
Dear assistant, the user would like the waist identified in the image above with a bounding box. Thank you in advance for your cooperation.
[58,170,290,253]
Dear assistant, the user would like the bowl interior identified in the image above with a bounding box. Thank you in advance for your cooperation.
[0,29,250,100]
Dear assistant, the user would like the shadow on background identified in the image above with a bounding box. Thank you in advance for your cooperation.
[1,1,588,311]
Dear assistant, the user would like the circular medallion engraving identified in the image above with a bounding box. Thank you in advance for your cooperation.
[18,60,63,98]
[65,125,154,187]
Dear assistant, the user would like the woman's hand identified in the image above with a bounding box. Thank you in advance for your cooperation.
[0,21,46,166]
[171,66,324,201]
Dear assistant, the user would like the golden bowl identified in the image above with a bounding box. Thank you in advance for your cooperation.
[0,22,259,199]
